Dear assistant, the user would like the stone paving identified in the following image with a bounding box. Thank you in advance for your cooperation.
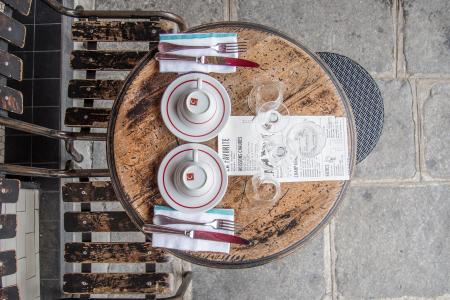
[70,0,450,299]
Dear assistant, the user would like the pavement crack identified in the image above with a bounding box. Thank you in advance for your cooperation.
[396,0,407,78]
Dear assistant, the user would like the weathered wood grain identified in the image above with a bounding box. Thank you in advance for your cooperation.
[71,50,147,70]
[0,215,16,239]
[0,251,16,276]
[72,21,164,42]
[0,50,22,81]
[0,286,19,300]
[65,242,168,263]
[0,177,20,203]
[0,12,26,48]
[111,25,354,265]
[64,212,137,232]
[68,79,123,100]
[0,85,23,114]
[64,107,111,128]
[63,273,172,294]
[2,0,32,15]
[62,181,117,202]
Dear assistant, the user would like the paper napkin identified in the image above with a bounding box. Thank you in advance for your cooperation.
[152,205,234,253]
[158,32,238,73]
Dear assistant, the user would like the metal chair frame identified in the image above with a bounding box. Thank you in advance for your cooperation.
[42,0,187,32]
[0,1,188,179]
[0,115,105,162]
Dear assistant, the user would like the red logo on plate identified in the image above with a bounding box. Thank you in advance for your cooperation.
[186,173,195,181]
[190,98,198,106]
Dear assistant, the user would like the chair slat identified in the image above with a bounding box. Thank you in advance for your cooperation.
[65,242,168,263]
[2,0,32,16]
[0,215,16,239]
[0,12,26,48]
[68,79,123,100]
[0,50,22,81]
[0,250,16,276]
[64,107,111,128]
[0,85,23,114]
[0,177,20,203]
[72,20,164,42]
[71,50,147,70]
[62,181,116,202]
[59,298,156,300]
[0,286,19,300]
[64,212,137,232]
[63,273,171,294]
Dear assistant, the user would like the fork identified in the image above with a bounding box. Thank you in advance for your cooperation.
[158,42,247,54]
[153,215,241,232]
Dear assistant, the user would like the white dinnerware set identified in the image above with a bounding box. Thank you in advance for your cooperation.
[157,72,231,213]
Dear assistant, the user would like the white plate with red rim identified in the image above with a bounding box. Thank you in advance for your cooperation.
[160,72,231,143]
[157,143,228,213]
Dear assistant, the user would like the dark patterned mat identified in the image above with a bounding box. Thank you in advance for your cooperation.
[317,52,384,164]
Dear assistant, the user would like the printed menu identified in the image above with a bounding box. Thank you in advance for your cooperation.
[218,116,350,182]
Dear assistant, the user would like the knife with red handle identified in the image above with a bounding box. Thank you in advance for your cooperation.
[142,224,250,245]
[155,52,259,68]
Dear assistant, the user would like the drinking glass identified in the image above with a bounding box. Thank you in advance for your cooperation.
[245,172,282,209]
[247,80,284,114]
[254,101,290,135]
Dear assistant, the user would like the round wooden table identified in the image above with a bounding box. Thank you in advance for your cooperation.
[107,22,356,268]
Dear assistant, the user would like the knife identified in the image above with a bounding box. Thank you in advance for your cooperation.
[155,52,259,68]
[142,224,250,245]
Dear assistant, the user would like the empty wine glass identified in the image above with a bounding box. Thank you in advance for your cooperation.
[286,121,327,158]
[247,80,284,114]
[254,101,290,135]
[245,171,282,210]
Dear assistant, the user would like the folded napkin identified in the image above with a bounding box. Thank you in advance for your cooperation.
[152,205,234,253]
[158,32,238,73]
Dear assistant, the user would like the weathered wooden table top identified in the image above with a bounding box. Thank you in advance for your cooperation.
[107,22,356,268]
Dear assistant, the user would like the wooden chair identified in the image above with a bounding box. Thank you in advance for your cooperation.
[0,0,187,177]
[0,177,21,299]
[0,0,107,175]
[46,0,186,134]
[0,179,192,298]
[0,0,31,114]
[62,181,191,299]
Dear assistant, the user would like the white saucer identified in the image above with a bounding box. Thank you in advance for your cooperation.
[161,72,231,142]
[157,143,228,213]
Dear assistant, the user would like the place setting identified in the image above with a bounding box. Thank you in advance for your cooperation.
[139,31,351,255]
[141,32,257,252]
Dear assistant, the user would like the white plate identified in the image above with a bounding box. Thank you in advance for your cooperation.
[161,72,231,142]
[157,143,228,213]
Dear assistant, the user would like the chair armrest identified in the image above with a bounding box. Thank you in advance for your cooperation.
[41,0,188,32]
[0,161,109,178]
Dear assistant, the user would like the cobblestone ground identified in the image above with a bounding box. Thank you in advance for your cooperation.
[75,0,450,299]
